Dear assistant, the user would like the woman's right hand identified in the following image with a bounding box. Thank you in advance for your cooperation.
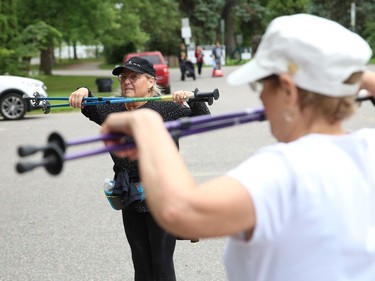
[69,87,90,108]
[360,71,375,98]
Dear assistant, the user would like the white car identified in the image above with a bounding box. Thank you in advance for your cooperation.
[0,75,48,120]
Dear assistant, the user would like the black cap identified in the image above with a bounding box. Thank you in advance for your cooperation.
[112,56,156,77]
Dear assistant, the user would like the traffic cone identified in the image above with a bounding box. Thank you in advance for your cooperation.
[212,69,224,77]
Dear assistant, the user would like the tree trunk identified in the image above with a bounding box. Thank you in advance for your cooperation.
[73,41,78,60]
[223,0,235,60]
[39,45,54,75]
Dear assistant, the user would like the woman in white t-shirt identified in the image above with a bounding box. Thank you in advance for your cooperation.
[100,14,375,281]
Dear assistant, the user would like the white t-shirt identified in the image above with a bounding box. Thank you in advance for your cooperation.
[224,129,375,281]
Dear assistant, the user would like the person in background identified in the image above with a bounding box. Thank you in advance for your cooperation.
[211,41,222,70]
[194,45,204,75]
[100,14,375,281]
[177,42,187,81]
[69,56,210,281]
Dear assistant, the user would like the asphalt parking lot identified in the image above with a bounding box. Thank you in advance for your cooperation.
[1,64,374,281]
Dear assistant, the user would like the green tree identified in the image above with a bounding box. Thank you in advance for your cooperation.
[56,0,119,60]
[100,1,149,64]
[231,0,268,53]
[0,0,22,74]
[310,0,375,51]
[309,0,352,28]
[355,1,375,53]
[16,0,121,72]
[188,0,225,45]
[21,21,62,74]
[137,0,181,55]
[2,0,375,76]
[266,0,309,22]
[101,0,181,63]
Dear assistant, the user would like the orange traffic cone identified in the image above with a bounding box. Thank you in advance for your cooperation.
[212,69,224,77]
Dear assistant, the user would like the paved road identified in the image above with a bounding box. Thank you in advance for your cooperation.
[1,64,374,281]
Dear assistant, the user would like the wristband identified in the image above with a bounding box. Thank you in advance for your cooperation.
[76,86,93,97]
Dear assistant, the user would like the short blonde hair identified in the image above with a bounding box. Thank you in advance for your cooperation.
[297,72,362,123]
[266,74,359,123]
[145,73,162,96]
[297,90,357,124]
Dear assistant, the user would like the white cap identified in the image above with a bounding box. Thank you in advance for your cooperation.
[227,14,372,97]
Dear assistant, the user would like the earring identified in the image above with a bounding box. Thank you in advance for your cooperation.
[283,109,295,123]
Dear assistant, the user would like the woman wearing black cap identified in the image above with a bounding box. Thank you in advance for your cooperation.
[69,56,210,281]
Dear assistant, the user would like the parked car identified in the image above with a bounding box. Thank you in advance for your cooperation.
[0,75,48,120]
[124,51,171,94]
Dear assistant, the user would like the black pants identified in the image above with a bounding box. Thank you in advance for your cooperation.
[214,58,221,70]
[196,62,203,75]
[179,62,186,81]
[122,210,177,281]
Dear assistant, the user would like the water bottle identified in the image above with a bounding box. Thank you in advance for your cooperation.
[103,178,123,210]
[103,178,116,193]
[135,182,145,201]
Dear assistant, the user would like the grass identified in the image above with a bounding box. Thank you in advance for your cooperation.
[29,74,121,114]
[225,58,250,66]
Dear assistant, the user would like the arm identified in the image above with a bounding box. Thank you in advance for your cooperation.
[69,87,90,108]
[187,100,210,116]
[68,87,109,125]
[360,70,375,97]
[100,109,255,239]
[172,90,210,116]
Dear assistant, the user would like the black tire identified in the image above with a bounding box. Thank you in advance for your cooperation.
[163,86,171,95]
[0,92,27,120]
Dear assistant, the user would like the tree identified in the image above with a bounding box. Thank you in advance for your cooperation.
[100,0,149,64]
[21,21,62,74]
[310,0,375,35]
[189,0,225,45]
[100,0,181,62]
[136,0,181,55]
[231,0,268,51]
[16,0,122,72]
[56,0,120,60]
[2,0,375,76]
[0,0,22,74]
[266,0,309,22]
[222,0,236,57]
[360,2,375,53]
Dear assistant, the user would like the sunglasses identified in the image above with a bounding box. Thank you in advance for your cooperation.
[118,73,142,83]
